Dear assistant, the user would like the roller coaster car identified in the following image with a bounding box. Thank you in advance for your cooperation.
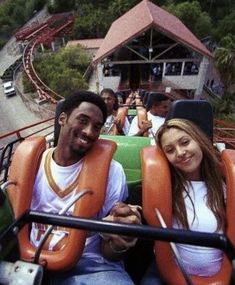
[0,99,235,285]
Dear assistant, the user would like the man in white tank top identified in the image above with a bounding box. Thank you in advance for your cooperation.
[128,92,170,145]
[30,91,141,285]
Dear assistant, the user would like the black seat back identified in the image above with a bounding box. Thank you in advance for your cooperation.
[166,99,213,141]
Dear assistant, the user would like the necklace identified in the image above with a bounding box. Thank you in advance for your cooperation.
[44,148,80,198]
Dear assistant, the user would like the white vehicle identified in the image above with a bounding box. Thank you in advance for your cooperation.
[2,81,16,97]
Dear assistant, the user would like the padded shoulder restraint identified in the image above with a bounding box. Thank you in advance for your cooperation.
[110,107,128,135]
[137,106,148,137]
[7,136,116,271]
[221,150,235,247]
[141,146,232,285]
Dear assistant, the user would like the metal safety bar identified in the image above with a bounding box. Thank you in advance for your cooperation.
[1,210,233,261]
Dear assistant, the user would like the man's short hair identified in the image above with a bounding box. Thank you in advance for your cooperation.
[146,92,169,110]
[61,90,107,124]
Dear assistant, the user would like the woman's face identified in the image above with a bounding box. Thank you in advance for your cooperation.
[118,95,123,105]
[160,127,203,181]
[101,92,115,115]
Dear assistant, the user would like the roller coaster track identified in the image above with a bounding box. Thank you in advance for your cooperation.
[214,119,235,148]
[15,12,75,103]
[4,11,234,154]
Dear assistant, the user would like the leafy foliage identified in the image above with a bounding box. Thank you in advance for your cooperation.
[73,4,109,39]
[209,91,235,123]
[47,0,76,14]
[32,46,90,97]
[213,10,235,43]
[164,1,212,38]
[214,34,235,89]
[22,71,36,93]
[0,0,47,41]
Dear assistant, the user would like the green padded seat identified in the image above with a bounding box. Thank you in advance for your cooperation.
[127,109,137,116]
[100,135,151,192]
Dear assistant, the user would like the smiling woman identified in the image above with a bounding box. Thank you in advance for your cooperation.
[159,126,203,181]
[140,118,226,284]
[156,118,225,236]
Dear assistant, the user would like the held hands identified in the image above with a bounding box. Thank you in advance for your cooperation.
[109,202,142,223]
[101,202,142,258]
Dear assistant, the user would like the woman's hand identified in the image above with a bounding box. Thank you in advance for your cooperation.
[101,202,142,261]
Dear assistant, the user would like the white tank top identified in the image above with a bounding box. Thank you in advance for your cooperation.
[173,181,223,276]
[30,148,128,258]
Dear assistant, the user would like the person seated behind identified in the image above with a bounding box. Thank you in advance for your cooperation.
[117,92,125,106]
[128,93,170,143]
[100,88,130,135]
[141,118,226,284]
[30,90,141,285]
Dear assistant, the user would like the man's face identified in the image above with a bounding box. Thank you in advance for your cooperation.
[59,102,103,157]
[152,100,170,117]
[101,92,115,115]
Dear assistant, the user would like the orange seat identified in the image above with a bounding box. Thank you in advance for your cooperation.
[141,145,235,285]
[6,136,116,271]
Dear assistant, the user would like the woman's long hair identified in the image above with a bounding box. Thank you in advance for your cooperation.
[156,119,226,231]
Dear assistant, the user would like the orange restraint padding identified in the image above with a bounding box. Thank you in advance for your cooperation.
[110,106,129,135]
[137,106,148,137]
[141,146,233,285]
[7,136,116,271]
[125,92,135,106]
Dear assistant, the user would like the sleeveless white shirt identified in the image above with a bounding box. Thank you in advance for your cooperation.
[128,111,165,145]
[30,148,128,263]
[173,181,223,276]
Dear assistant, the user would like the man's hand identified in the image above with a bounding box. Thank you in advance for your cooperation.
[109,202,142,224]
[101,202,142,260]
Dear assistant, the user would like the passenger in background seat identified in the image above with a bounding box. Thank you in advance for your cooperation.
[30,91,141,285]
[100,88,130,135]
[128,93,170,144]
[117,92,125,106]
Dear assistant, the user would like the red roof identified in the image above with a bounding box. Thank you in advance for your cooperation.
[93,0,212,64]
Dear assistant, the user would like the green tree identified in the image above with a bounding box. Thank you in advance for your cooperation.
[213,10,235,43]
[48,0,75,13]
[194,11,212,38]
[50,69,88,98]
[214,34,235,90]
[107,0,138,19]
[210,91,235,123]
[73,4,108,38]
[164,1,212,38]
[202,0,234,23]
[32,46,90,97]
[72,0,141,39]
[0,0,47,41]
[22,71,36,93]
